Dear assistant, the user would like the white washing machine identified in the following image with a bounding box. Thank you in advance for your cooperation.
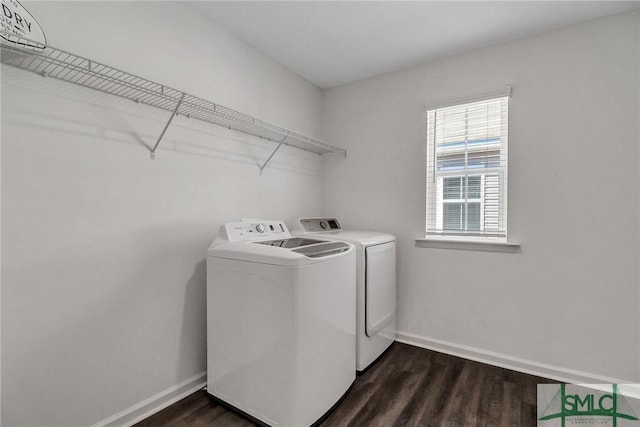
[295,218,396,372]
[207,220,356,427]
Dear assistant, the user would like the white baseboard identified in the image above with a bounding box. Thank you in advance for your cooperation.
[396,331,633,385]
[92,372,207,427]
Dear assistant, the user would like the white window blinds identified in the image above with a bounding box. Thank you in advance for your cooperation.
[426,91,509,238]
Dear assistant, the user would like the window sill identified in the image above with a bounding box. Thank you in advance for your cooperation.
[415,235,521,253]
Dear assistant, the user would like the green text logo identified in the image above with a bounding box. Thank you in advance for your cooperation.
[539,384,638,426]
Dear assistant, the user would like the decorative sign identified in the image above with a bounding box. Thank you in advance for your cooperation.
[0,0,46,47]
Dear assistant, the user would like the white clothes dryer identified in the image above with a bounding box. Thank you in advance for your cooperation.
[295,218,396,372]
[207,220,356,427]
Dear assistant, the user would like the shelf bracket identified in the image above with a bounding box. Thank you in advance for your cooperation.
[0,35,347,160]
[150,93,185,159]
[259,132,290,174]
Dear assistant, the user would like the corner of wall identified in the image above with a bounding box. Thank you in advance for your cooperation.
[637,6,640,384]
[0,60,3,427]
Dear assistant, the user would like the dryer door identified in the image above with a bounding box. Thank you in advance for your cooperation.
[365,241,396,337]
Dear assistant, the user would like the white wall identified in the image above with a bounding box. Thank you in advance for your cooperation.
[1,2,326,426]
[323,11,640,382]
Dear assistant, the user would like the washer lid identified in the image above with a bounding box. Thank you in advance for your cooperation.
[254,237,326,248]
[255,237,353,258]
[208,239,353,266]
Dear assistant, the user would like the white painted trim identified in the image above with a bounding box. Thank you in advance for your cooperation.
[415,236,520,253]
[425,85,512,111]
[92,372,206,427]
[396,331,633,385]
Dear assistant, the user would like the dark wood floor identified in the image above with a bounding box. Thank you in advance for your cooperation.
[135,343,555,427]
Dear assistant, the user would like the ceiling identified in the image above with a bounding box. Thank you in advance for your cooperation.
[195,1,640,89]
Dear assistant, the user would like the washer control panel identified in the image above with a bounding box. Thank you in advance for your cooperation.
[299,218,342,233]
[222,221,289,242]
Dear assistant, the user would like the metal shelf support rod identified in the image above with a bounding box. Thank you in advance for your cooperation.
[150,92,185,159]
[0,33,347,159]
[259,132,289,173]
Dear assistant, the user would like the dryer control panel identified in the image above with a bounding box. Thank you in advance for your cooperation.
[221,220,289,242]
[299,218,342,233]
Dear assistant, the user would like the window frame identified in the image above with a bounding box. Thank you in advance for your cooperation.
[425,87,511,240]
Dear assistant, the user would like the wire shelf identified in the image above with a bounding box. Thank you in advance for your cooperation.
[0,32,347,162]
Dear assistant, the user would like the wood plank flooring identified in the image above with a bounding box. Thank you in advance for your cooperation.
[135,343,555,427]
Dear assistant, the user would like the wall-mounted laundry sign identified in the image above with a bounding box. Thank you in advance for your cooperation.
[1,0,46,47]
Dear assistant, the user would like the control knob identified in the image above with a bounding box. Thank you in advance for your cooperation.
[255,224,266,233]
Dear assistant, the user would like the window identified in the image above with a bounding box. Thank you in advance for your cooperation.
[442,175,482,231]
[426,89,509,238]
